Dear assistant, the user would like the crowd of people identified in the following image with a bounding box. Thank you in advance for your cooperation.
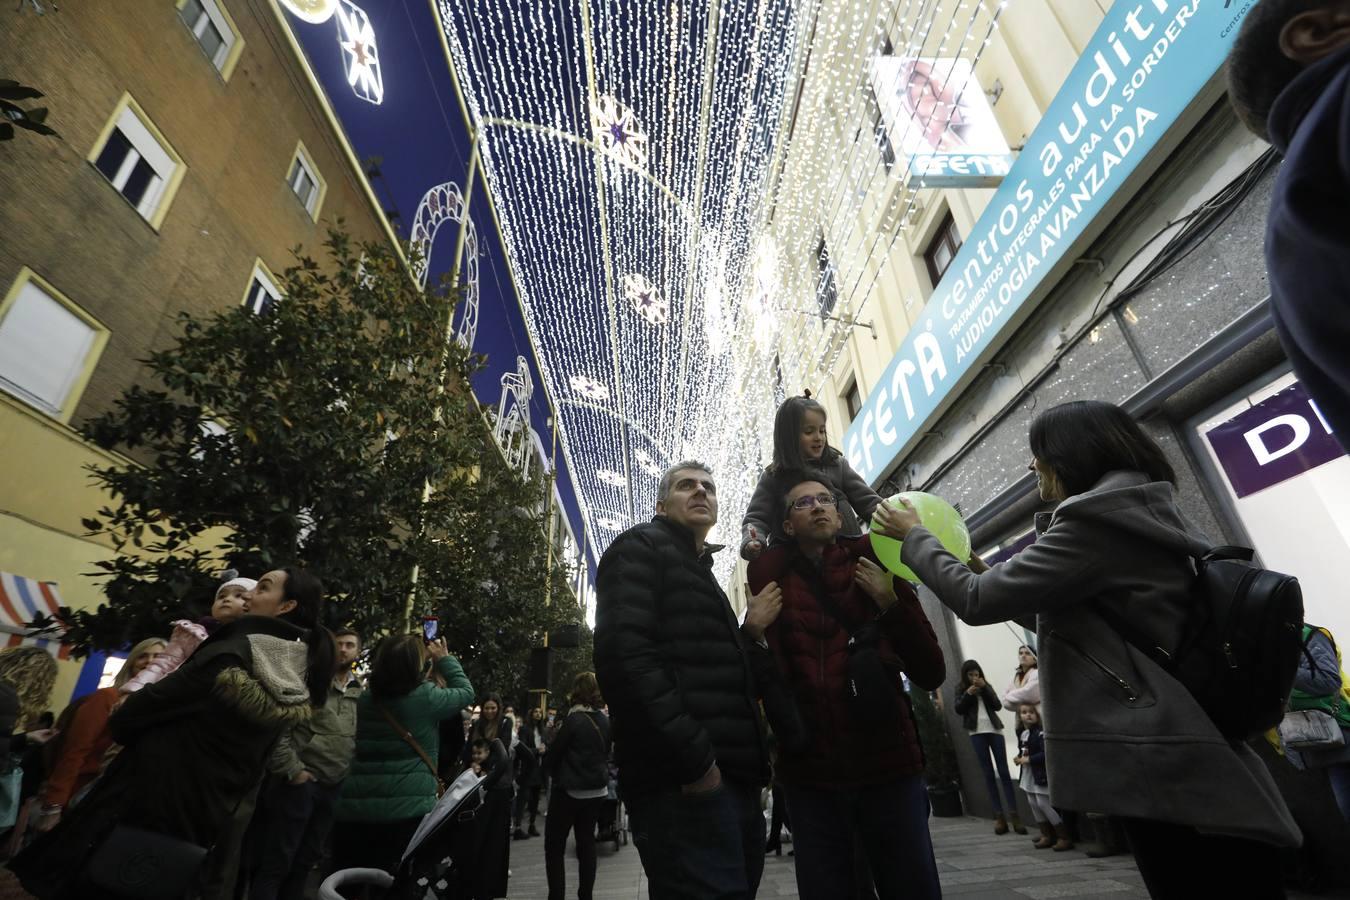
[0,5,1343,898]
[0,568,620,900]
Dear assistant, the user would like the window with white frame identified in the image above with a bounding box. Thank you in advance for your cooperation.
[91,99,182,226]
[178,0,238,74]
[243,264,282,315]
[0,272,106,419]
[287,148,323,219]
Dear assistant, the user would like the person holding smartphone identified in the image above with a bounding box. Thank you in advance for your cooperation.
[953,660,1024,836]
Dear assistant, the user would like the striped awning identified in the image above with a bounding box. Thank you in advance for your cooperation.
[0,571,73,660]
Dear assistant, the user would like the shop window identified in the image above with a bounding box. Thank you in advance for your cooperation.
[0,268,109,421]
[923,211,962,286]
[178,0,243,78]
[287,142,326,221]
[89,94,186,229]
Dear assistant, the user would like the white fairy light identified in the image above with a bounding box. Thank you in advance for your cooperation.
[623,273,669,326]
[432,0,1010,576]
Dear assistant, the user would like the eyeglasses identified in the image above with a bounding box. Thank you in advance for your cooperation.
[790,492,838,511]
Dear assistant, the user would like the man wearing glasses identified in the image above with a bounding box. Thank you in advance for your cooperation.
[595,461,786,899]
[747,478,946,900]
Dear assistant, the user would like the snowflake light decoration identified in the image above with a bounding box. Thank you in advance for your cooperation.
[569,375,610,403]
[590,96,649,169]
[623,274,668,326]
[336,0,383,105]
[595,516,625,531]
[597,469,627,487]
[634,449,663,478]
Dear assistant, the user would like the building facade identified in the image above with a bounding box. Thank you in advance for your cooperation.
[766,0,1346,837]
[1,1,519,703]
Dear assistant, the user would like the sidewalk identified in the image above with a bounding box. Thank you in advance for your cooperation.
[506,813,1153,899]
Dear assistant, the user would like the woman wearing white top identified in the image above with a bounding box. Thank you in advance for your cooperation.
[1003,645,1041,713]
[953,659,1024,835]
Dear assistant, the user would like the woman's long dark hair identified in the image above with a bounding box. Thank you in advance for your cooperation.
[1028,401,1175,498]
[277,566,333,707]
[770,394,840,473]
[368,634,428,699]
[959,659,985,688]
[472,693,506,742]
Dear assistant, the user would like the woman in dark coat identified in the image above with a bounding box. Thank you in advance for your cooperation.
[542,673,610,900]
[512,707,545,840]
[462,694,513,900]
[952,659,1023,836]
[5,566,333,899]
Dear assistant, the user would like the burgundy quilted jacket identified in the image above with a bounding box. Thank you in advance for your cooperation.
[748,536,945,789]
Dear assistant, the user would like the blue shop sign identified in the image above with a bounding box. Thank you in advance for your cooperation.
[843,0,1255,484]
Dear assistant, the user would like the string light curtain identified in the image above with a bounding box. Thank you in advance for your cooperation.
[434,0,1009,573]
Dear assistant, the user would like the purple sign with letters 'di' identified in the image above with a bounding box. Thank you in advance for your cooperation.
[1205,381,1345,499]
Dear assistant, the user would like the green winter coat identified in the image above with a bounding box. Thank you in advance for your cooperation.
[336,655,474,823]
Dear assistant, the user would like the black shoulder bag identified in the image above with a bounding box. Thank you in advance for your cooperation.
[811,576,902,722]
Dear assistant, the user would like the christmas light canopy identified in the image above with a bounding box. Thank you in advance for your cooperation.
[433,0,1011,573]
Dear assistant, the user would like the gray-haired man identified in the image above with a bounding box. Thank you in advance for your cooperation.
[595,462,784,899]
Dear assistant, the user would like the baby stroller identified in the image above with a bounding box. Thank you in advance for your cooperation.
[596,759,627,851]
[319,740,509,900]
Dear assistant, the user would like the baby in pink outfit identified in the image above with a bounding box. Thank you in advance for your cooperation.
[119,575,255,694]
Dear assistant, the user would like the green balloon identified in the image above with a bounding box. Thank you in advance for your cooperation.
[869,492,972,583]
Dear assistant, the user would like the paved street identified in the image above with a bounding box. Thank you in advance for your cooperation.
[505,814,1154,899]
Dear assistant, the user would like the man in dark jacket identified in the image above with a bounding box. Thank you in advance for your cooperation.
[595,460,784,899]
[748,477,945,900]
[1227,0,1350,449]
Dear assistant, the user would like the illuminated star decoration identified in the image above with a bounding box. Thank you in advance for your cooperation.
[336,0,383,105]
[633,449,663,478]
[590,95,649,169]
[569,375,610,403]
[279,0,337,24]
[623,274,669,326]
[597,469,627,487]
[595,516,624,531]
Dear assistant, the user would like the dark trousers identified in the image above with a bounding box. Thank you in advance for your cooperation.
[250,779,341,900]
[544,791,602,900]
[627,780,764,900]
[331,816,420,876]
[513,783,542,829]
[782,774,940,900]
[1121,818,1284,899]
[766,782,790,850]
[968,733,1018,816]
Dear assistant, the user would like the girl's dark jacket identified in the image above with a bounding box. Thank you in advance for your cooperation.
[1019,726,1049,787]
[10,616,315,899]
[953,682,1005,733]
[543,707,611,794]
[740,451,882,558]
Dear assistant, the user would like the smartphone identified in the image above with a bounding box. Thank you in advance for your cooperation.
[422,615,439,643]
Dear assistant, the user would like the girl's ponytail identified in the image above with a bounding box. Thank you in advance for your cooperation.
[302,626,336,707]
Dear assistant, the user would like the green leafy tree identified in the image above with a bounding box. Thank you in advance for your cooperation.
[55,227,583,687]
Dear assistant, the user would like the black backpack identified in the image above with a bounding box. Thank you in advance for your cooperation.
[1100,545,1304,740]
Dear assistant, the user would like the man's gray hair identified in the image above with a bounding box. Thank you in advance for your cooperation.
[657,460,714,501]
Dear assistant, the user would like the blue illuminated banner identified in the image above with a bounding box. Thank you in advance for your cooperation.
[843,0,1254,484]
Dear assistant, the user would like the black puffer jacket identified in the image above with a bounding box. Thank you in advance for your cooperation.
[544,707,611,793]
[595,516,770,795]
